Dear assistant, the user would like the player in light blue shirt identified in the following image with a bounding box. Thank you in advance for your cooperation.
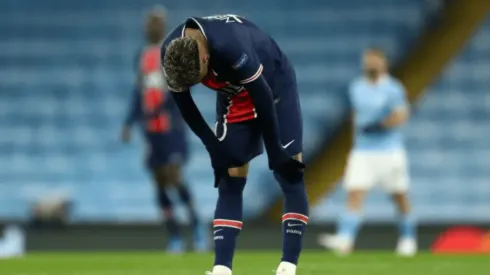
[319,48,416,256]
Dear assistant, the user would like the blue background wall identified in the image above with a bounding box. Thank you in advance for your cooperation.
[0,0,488,223]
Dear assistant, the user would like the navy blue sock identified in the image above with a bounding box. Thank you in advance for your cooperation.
[274,171,309,265]
[177,183,199,226]
[213,177,246,269]
[157,186,180,237]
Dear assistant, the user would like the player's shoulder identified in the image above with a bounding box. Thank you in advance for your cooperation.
[386,75,403,87]
[194,15,248,46]
[161,23,186,53]
[349,76,366,89]
[386,75,405,92]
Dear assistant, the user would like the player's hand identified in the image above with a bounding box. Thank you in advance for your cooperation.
[206,144,239,188]
[213,167,229,188]
[273,158,305,183]
[362,124,386,134]
[121,127,131,143]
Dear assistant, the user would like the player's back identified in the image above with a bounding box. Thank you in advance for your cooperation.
[349,75,406,151]
[162,15,294,91]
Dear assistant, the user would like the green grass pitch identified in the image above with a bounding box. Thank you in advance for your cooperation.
[1,251,488,275]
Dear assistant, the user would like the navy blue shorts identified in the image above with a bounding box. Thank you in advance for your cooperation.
[145,132,188,168]
[214,74,303,167]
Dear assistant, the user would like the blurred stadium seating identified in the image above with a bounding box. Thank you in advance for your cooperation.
[313,16,490,223]
[2,0,487,223]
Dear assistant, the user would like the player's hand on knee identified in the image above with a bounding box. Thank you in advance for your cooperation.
[207,145,239,188]
[273,158,305,183]
[213,169,229,188]
[210,157,229,188]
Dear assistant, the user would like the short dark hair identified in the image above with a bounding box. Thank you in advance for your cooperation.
[163,37,201,91]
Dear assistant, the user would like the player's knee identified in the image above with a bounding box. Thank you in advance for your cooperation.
[165,165,183,185]
[292,153,303,162]
[392,192,411,213]
[153,168,170,187]
[347,190,366,211]
[273,170,305,195]
[227,163,249,178]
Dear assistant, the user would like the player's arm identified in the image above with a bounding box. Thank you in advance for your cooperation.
[379,82,410,127]
[169,89,220,149]
[121,85,142,142]
[122,49,144,142]
[363,82,410,133]
[380,105,410,127]
[223,43,291,169]
[170,89,236,187]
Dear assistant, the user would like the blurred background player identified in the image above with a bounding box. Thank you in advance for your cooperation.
[318,48,416,256]
[120,7,209,253]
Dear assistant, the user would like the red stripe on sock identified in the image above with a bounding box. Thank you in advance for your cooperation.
[282,213,309,224]
[213,219,243,229]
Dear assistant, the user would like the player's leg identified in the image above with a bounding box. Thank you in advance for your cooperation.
[211,164,249,275]
[318,152,374,254]
[274,152,309,275]
[209,121,261,275]
[165,162,210,252]
[151,165,185,253]
[385,152,417,256]
[272,79,309,275]
[392,192,417,256]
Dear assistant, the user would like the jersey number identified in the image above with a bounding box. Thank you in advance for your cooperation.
[143,89,170,133]
[202,14,243,23]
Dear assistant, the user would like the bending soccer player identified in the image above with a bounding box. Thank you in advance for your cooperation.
[121,7,209,253]
[161,14,309,275]
[318,48,416,256]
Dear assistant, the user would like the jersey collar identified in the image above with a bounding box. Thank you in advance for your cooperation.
[181,17,208,39]
[364,74,389,85]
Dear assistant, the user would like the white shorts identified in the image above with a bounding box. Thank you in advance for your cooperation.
[343,150,409,193]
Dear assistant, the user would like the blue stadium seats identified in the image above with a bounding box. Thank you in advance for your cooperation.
[0,0,448,222]
[312,17,490,223]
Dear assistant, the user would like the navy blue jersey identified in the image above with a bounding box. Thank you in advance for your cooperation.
[124,45,186,138]
[162,15,299,168]
[161,14,294,123]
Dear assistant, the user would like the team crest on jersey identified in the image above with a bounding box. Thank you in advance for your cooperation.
[232,53,248,70]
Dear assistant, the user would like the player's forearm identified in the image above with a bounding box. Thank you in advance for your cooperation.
[170,90,220,149]
[124,86,141,126]
[381,108,409,128]
[243,76,284,161]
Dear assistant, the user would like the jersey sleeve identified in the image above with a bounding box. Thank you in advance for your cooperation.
[218,35,263,84]
[346,80,357,111]
[124,85,142,126]
[219,36,290,169]
[389,81,409,110]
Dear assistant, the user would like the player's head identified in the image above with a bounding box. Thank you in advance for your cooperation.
[362,47,388,80]
[163,36,209,91]
[146,6,166,44]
